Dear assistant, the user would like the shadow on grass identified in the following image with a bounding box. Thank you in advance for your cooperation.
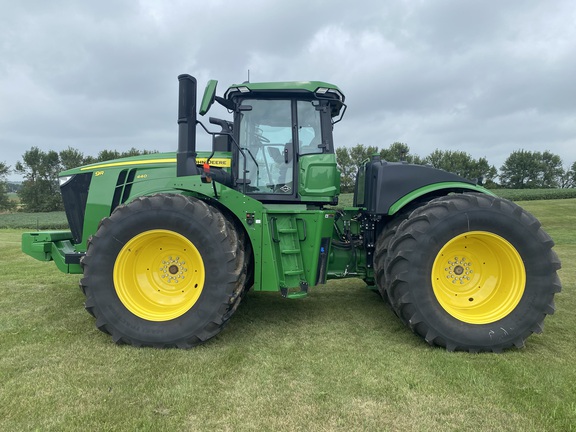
[216,279,422,350]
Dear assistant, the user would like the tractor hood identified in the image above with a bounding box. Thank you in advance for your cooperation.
[59,152,178,178]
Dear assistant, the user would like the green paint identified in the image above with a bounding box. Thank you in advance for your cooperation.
[388,182,496,215]
[298,153,340,201]
[199,80,218,115]
[21,231,82,274]
[226,80,342,95]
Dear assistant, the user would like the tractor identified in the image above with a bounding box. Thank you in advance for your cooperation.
[22,74,561,352]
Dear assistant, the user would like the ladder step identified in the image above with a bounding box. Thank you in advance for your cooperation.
[285,291,308,299]
[281,249,300,255]
[280,281,309,299]
[284,270,304,276]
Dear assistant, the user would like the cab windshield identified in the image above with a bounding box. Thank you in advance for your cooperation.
[238,99,322,194]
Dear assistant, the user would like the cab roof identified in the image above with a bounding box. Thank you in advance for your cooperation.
[224,80,345,103]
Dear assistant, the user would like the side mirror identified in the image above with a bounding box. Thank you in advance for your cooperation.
[199,80,218,116]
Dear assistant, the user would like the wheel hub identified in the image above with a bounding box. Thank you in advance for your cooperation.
[113,230,205,321]
[432,231,526,324]
[453,264,465,276]
[162,259,187,283]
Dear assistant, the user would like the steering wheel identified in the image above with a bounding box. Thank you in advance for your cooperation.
[254,133,270,144]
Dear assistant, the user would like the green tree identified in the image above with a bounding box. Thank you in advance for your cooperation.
[60,147,87,171]
[16,146,159,212]
[499,150,540,189]
[335,147,355,193]
[539,150,564,188]
[380,142,424,164]
[424,150,497,185]
[0,161,15,211]
[336,144,379,192]
[500,150,564,189]
[6,182,21,193]
[96,148,156,162]
[97,149,122,161]
[118,147,157,158]
[349,144,379,166]
[563,161,576,188]
[15,147,63,212]
[59,147,98,170]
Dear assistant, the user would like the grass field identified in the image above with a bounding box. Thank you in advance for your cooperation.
[1,199,575,431]
[0,211,68,229]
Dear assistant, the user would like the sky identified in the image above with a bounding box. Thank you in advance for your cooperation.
[2,0,576,181]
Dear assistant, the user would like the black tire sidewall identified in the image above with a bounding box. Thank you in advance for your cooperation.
[395,195,556,349]
[85,196,238,345]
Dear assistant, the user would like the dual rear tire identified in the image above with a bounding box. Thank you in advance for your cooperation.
[374,193,561,352]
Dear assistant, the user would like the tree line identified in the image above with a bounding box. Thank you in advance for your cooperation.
[0,144,575,212]
[0,147,156,212]
[336,143,576,193]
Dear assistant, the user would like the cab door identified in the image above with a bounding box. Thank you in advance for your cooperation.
[296,100,340,203]
[235,98,297,200]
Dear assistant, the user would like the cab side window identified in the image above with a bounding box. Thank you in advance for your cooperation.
[297,101,323,156]
[238,99,294,194]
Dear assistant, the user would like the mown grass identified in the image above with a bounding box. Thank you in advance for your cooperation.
[1,201,575,431]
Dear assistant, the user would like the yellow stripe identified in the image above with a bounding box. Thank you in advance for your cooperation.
[80,157,231,171]
[80,158,177,170]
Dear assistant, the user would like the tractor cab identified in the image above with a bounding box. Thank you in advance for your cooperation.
[198,79,345,205]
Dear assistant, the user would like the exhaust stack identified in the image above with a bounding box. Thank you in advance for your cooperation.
[177,74,200,177]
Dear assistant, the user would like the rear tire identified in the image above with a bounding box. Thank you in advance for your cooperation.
[80,194,246,348]
[384,193,561,352]
[374,201,428,307]
[374,214,409,306]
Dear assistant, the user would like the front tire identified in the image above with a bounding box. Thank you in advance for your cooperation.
[384,193,561,352]
[81,194,246,348]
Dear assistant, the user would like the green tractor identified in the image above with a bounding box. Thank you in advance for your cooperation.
[22,74,561,352]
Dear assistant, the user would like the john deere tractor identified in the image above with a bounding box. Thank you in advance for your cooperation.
[22,74,561,352]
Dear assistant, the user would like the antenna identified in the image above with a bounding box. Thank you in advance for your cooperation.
[242,70,251,84]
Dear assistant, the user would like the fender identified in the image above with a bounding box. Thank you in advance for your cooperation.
[355,158,494,215]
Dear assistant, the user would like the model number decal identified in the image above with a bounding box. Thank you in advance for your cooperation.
[95,171,105,177]
[136,174,148,179]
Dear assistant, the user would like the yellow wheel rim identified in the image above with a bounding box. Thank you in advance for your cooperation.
[431,231,526,324]
[113,229,205,321]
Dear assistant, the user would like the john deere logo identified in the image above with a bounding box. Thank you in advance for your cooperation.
[196,158,231,167]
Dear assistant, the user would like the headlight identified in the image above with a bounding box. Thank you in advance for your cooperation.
[59,175,74,187]
[315,87,345,102]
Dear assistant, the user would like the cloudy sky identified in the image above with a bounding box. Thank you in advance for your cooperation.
[2,0,576,181]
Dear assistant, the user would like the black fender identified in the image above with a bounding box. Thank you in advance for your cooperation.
[354,158,492,215]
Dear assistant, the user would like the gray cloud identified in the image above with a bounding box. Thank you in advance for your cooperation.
[1,0,575,181]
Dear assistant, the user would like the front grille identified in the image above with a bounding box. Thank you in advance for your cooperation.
[61,173,92,244]
[111,169,136,212]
